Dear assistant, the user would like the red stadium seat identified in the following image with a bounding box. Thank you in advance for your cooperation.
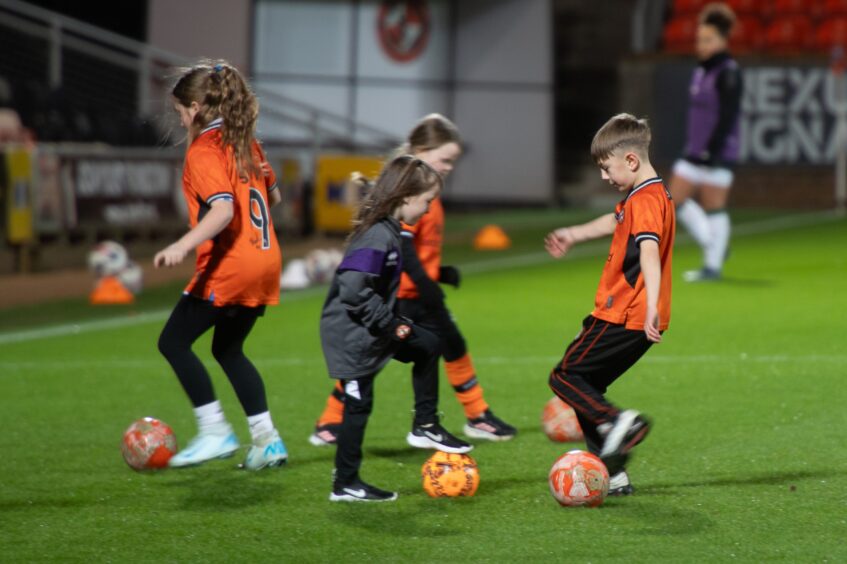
[733,16,765,53]
[727,0,770,18]
[765,15,815,53]
[672,0,712,16]
[822,0,847,16]
[664,15,699,53]
[815,18,847,51]
[772,0,822,18]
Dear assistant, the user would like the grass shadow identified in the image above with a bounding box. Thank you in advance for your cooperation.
[163,467,287,511]
[325,500,463,539]
[601,499,716,536]
[716,276,776,287]
[0,497,92,512]
[366,445,429,463]
[645,468,838,491]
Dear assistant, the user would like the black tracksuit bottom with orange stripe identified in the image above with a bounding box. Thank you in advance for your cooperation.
[549,315,653,455]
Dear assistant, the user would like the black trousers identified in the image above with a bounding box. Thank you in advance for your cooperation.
[396,297,470,415]
[158,295,269,417]
[397,298,467,362]
[548,315,653,455]
[334,326,441,486]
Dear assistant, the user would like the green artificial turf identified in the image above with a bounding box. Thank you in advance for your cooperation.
[0,210,845,562]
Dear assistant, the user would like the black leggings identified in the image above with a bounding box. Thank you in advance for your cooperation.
[158,295,268,416]
[335,328,441,486]
[398,298,467,362]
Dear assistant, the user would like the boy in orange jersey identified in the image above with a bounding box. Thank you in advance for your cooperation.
[545,113,675,495]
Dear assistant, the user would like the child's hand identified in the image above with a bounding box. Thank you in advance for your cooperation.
[644,306,662,343]
[545,228,576,258]
[154,244,188,268]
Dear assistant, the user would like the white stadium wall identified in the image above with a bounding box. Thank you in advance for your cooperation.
[148,0,252,74]
[252,0,554,204]
[451,0,553,203]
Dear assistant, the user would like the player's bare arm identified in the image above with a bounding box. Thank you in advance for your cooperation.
[268,187,282,207]
[639,239,662,343]
[545,213,617,258]
[154,199,234,268]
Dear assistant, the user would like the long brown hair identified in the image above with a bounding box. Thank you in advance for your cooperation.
[171,59,261,180]
[349,154,442,242]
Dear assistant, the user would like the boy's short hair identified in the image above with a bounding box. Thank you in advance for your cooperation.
[590,113,652,163]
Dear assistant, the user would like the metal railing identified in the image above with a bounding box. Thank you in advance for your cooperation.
[0,0,399,151]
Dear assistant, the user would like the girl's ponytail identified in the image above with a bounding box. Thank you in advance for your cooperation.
[172,60,261,181]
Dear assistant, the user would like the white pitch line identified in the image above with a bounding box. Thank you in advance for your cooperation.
[0,211,841,347]
[461,210,843,275]
[0,286,328,346]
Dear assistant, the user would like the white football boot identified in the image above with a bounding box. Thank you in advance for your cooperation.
[244,429,288,470]
[168,424,239,468]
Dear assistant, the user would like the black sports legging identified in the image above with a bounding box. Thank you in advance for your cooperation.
[334,328,441,486]
[158,295,268,416]
[397,299,466,362]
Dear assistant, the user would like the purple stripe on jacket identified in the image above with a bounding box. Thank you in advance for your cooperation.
[338,248,387,275]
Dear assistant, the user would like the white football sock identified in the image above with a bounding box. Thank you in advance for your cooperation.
[677,200,711,249]
[705,211,730,272]
[194,400,227,435]
[247,411,275,442]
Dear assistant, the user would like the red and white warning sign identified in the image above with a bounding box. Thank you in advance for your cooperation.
[377,0,431,63]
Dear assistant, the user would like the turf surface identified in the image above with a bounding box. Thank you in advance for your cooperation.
[1,210,845,562]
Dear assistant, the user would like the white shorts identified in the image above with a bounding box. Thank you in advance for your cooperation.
[672,159,734,189]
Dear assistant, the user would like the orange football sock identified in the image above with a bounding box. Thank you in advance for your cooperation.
[445,353,489,420]
[316,380,345,427]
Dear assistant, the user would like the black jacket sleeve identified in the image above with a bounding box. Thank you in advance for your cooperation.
[400,230,444,307]
[706,65,743,162]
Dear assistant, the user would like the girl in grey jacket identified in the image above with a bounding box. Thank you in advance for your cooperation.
[321,155,442,502]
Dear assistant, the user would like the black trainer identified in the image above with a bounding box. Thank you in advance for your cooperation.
[463,409,517,441]
[308,423,340,447]
[406,421,473,454]
[599,410,651,475]
[329,479,398,502]
[608,470,635,496]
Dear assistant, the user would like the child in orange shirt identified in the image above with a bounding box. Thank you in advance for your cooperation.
[545,113,675,495]
[154,60,286,470]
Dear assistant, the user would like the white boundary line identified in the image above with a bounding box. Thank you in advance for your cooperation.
[0,211,841,347]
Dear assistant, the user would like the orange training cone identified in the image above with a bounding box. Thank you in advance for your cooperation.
[473,224,511,250]
[90,276,135,305]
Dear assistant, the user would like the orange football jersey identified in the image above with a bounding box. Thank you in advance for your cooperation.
[591,177,675,331]
[398,197,444,298]
[181,119,281,307]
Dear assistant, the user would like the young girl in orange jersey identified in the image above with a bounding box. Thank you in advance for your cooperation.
[154,60,287,470]
[310,114,516,449]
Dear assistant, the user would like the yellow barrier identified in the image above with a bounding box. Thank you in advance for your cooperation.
[314,154,383,232]
[4,146,34,244]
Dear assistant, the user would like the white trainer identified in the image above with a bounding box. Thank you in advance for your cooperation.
[168,427,239,468]
[244,430,288,470]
